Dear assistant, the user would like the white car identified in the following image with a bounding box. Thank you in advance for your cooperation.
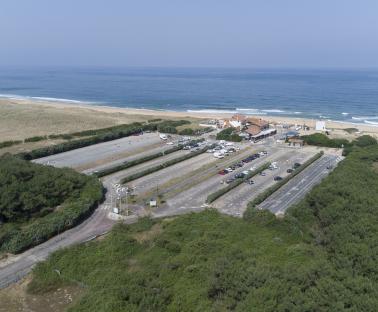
[166,142,174,145]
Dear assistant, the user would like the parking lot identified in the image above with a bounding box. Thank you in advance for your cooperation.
[212,149,315,216]
[33,131,341,219]
[33,132,165,170]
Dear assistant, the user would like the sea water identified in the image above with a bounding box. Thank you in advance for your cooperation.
[0,67,377,126]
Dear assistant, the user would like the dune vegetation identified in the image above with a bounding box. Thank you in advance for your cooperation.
[26,143,378,311]
[0,155,104,254]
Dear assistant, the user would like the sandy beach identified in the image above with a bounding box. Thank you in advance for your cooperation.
[1,98,378,143]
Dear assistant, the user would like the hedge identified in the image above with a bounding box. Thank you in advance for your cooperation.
[0,140,23,149]
[244,151,324,219]
[121,146,209,184]
[24,135,48,143]
[206,162,271,204]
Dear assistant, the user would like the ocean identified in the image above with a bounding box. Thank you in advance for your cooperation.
[0,67,377,126]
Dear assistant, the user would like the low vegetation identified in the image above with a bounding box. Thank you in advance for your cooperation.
[206,162,270,204]
[301,133,377,156]
[27,143,378,310]
[343,127,359,134]
[301,133,349,148]
[156,120,191,134]
[0,140,23,149]
[24,135,48,143]
[216,127,243,142]
[0,154,104,254]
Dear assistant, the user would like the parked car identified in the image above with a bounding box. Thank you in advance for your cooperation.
[287,168,294,173]
[226,178,235,184]
[274,176,283,181]
[293,163,301,169]
[260,171,266,176]
[234,173,245,179]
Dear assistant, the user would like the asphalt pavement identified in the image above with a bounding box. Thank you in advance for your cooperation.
[259,154,341,214]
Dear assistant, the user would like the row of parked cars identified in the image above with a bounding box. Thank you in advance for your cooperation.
[218,151,268,184]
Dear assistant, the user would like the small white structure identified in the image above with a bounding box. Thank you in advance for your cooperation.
[113,207,119,214]
[315,121,326,131]
[229,120,242,128]
[149,200,157,207]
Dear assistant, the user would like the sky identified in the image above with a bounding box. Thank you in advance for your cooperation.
[0,0,377,68]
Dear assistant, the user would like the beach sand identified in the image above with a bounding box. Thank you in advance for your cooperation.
[1,98,377,144]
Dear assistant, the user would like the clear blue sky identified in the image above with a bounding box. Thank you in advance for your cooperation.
[1,0,377,68]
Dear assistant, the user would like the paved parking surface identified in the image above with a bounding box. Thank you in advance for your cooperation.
[33,133,164,170]
[213,149,314,216]
[259,154,341,215]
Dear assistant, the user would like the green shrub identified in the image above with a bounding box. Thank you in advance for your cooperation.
[216,127,242,142]
[24,136,48,143]
[353,135,377,147]
[301,133,349,148]
[48,134,74,140]
[0,140,23,149]
[0,155,104,254]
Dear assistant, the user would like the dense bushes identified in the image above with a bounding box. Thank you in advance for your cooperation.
[121,147,209,184]
[216,127,243,142]
[157,120,191,134]
[302,133,377,157]
[206,163,270,204]
[178,127,213,136]
[0,155,104,254]
[28,145,378,310]
[353,134,377,147]
[301,133,349,148]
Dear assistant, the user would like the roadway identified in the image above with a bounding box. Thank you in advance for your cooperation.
[0,136,342,290]
[212,149,314,216]
[259,154,341,215]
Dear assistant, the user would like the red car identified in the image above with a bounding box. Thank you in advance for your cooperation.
[218,170,227,175]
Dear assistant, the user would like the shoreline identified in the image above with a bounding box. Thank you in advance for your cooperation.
[2,97,378,136]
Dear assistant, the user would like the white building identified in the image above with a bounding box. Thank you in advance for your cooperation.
[315,121,326,131]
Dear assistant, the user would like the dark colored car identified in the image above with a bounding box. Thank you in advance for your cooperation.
[293,163,301,169]
[287,168,294,173]
[274,176,283,181]
[235,173,245,179]
[226,178,235,184]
